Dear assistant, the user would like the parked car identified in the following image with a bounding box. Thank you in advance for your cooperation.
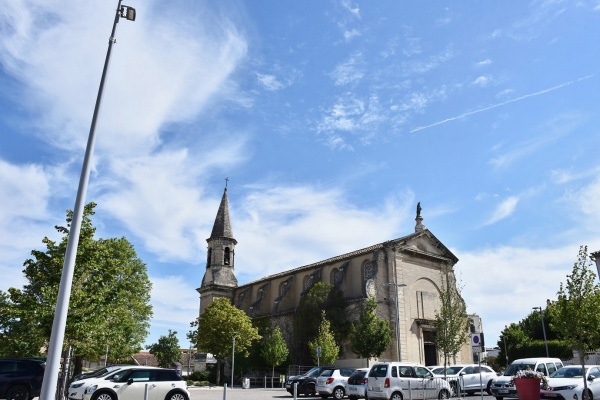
[81,367,188,400]
[433,364,498,395]
[541,365,600,400]
[72,365,129,383]
[491,357,564,400]
[316,367,356,399]
[68,366,148,400]
[347,368,369,400]
[367,362,453,400]
[0,358,46,400]
[286,366,331,397]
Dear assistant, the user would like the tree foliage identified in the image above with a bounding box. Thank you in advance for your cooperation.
[295,282,348,364]
[550,246,600,370]
[194,297,261,385]
[308,311,338,365]
[0,203,152,373]
[147,330,181,368]
[433,271,470,367]
[261,326,289,386]
[349,297,392,360]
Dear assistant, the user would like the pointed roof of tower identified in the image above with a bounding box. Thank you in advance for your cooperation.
[209,187,235,240]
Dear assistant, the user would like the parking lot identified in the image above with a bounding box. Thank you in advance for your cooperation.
[188,387,501,400]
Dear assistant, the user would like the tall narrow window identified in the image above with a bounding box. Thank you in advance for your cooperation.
[224,247,231,265]
[206,248,212,268]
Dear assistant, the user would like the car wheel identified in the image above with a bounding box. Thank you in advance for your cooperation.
[450,382,459,395]
[305,383,316,396]
[6,385,29,400]
[439,389,451,399]
[390,391,403,400]
[333,387,345,400]
[495,396,504,400]
[320,396,329,399]
[165,391,188,400]
[349,396,358,400]
[486,381,493,396]
[583,389,594,400]
[91,392,116,400]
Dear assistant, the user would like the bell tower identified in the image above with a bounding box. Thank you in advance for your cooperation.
[198,186,238,315]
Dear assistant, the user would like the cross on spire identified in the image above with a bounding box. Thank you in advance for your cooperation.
[225,177,229,189]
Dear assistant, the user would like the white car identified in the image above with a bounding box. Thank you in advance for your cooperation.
[68,366,144,400]
[367,362,453,400]
[347,368,370,400]
[541,365,600,400]
[81,367,188,400]
[433,364,498,395]
[316,367,356,399]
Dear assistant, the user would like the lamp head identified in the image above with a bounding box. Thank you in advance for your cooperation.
[120,6,136,21]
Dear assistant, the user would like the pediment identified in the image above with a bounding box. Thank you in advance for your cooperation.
[396,230,458,264]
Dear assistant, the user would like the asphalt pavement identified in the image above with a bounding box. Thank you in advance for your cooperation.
[188,387,501,400]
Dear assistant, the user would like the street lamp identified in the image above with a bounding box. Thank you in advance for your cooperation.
[38,2,136,400]
[591,251,600,282]
[385,282,407,361]
[502,326,509,368]
[231,332,237,388]
[532,307,549,357]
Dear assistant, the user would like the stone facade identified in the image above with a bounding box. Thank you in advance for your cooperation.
[197,188,475,367]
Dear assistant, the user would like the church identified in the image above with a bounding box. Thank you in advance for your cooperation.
[197,187,476,367]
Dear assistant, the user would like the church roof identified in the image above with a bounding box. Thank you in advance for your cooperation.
[239,229,458,288]
[209,188,234,240]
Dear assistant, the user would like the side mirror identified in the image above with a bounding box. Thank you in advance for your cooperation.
[588,376,595,381]
[459,372,466,376]
[127,378,134,385]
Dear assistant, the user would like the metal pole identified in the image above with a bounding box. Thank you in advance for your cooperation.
[540,309,549,357]
[502,330,509,368]
[231,333,236,388]
[39,2,126,399]
[104,343,109,367]
[393,283,400,362]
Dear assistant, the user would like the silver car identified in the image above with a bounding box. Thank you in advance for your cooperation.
[434,364,498,395]
[317,367,356,399]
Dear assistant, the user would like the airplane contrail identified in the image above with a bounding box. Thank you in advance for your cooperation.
[410,74,595,133]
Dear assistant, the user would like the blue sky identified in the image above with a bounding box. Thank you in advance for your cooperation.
[1,0,600,354]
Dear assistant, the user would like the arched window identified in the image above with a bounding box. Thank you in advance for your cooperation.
[224,247,231,265]
[206,248,212,268]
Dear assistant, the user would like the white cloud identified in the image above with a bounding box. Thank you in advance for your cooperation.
[341,0,361,18]
[330,54,364,86]
[476,59,492,67]
[485,196,519,225]
[473,75,492,87]
[344,29,361,41]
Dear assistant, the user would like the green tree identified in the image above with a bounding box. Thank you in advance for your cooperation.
[295,283,348,364]
[308,311,338,365]
[0,203,152,374]
[193,297,261,385]
[550,246,600,393]
[148,330,181,368]
[261,326,289,387]
[433,271,470,368]
[349,297,392,360]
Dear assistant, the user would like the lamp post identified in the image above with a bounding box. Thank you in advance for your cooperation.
[385,282,407,361]
[231,332,237,388]
[591,251,600,282]
[502,326,509,368]
[532,307,549,357]
[38,2,135,400]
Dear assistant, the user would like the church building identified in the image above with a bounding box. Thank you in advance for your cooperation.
[197,187,475,367]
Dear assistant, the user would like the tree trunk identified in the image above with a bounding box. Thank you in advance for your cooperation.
[216,359,222,386]
[73,355,84,379]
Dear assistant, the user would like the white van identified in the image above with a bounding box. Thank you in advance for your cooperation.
[490,357,563,400]
[367,362,453,400]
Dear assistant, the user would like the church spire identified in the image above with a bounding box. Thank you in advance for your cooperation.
[209,187,235,241]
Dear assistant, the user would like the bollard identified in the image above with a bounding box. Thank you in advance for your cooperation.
[144,384,149,400]
[293,382,298,400]
[223,383,227,400]
[408,380,412,400]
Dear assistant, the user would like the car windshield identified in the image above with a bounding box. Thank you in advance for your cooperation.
[550,367,586,378]
[432,367,446,374]
[446,367,464,375]
[350,371,367,379]
[305,367,323,378]
[504,363,536,376]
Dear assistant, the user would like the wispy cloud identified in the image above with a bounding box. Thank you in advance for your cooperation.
[411,75,595,133]
[484,196,519,225]
[330,53,364,86]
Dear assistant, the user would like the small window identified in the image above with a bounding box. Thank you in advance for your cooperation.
[369,365,388,378]
[321,369,334,377]
[536,363,547,375]
[415,367,431,378]
[391,366,397,378]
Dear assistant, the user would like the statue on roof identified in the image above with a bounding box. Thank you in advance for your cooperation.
[416,202,422,218]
